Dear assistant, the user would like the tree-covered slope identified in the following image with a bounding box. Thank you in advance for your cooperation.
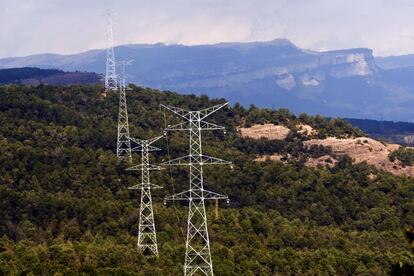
[0,85,413,275]
[0,67,100,86]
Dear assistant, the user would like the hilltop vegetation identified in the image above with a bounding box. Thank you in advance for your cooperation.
[0,67,62,84]
[0,84,413,275]
[390,147,414,166]
[0,67,100,86]
[346,118,414,146]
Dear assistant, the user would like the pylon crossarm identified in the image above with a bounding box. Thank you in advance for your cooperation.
[166,122,190,131]
[128,183,162,189]
[162,154,231,166]
[201,189,228,200]
[131,145,161,152]
[147,135,164,145]
[199,102,228,120]
[166,121,224,131]
[160,104,190,120]
[127,164,164,171]
[129,137,145,146]
[164,190,191,201]
[130,136,163,151]
[200,121,225,130]
[161,155,191,166]
[164,189,228,201]
[199,155,232,165]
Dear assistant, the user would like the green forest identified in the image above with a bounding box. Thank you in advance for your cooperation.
[0,68,63,84]
[0,84,413,275]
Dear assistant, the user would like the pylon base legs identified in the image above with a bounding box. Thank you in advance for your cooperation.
[185,265,213,276]
[184,200,213,276]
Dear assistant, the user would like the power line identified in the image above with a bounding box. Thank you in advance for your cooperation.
[161,107,186,239]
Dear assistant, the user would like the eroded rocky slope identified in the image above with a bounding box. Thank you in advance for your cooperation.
[241,123,414,176]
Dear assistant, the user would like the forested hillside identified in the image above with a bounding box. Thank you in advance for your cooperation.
[0,85,413,275]
[345,118,414,146]
[0,67,100,86]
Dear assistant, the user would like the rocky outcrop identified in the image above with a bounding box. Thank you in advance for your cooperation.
[244,123,414,177]
[304,137,414,177]
[296,124,318,136]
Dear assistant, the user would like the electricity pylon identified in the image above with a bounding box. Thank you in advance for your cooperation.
[116,60,132,163]
[161,103,231,276]
[127,135,164,257]
[105,12,118,92]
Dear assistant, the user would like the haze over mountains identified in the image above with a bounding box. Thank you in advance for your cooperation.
[2,39,414,121]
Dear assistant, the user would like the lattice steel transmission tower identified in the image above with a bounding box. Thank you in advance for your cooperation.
[161,103,231,276]
[116,60,133,163]
[105,13,118,92]
[127,136,164,257]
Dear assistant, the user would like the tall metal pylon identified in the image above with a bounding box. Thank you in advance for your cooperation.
[127,136,164,257]
[161,103,231,276]
[105,12,118,92]
[116,60,132,163]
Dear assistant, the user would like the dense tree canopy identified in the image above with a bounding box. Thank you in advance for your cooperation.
[0,84,413,275]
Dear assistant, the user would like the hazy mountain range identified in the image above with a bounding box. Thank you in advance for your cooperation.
[2,39,414,121]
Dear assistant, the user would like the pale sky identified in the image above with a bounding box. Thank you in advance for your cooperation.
[1,0,414,58]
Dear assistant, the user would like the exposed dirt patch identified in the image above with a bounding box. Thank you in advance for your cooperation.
[304,137,414,177]
[238,124,290,140]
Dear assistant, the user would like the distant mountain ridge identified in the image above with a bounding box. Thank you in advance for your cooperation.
[0,67,100,86]
[2,39,414,121]
[376,54,414,70]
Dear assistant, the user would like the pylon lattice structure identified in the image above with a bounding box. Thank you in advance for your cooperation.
[127,136,164,257]
[105,13,118,92]
[161,103,231,276]
[116,60,132,162]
